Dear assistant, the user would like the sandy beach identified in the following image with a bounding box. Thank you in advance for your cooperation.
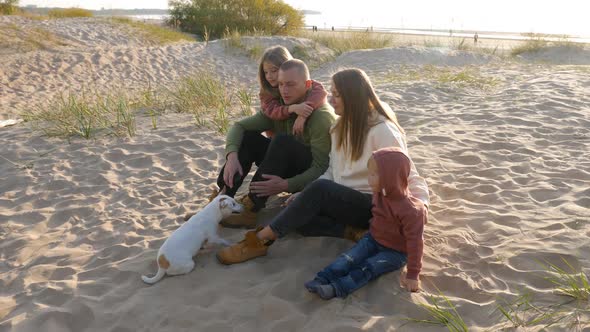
[1,16,589,331]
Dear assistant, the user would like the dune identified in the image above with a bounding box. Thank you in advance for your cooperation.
[1,16,589,332]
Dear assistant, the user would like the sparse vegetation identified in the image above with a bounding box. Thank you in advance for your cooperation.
[492,258,590,331]
[495,292,561,328]
[299,30,395,55]
[22,90,137,139]
[406,290,468,332]
[110,17,194,45]
[0,24,68,52]
[509,33,584,56]
[0,0,18,15]
[169,0,304,39]
[47,7,93,18]
[378,65,499,89]
[542,258,590,302]
[165,71,238,133]
[236,87,254,116]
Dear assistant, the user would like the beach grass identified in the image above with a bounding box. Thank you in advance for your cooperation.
[22,90,137,139]
[298,30,395,55]
[236,87,254,117]
[495,292,562,328]
[510,33,554,56]
[165,71,233,132]
[405,291,468,332]
[47,8,93,18]
[21,70,250,138]
[542,258,590,302]
[110,17,194,45]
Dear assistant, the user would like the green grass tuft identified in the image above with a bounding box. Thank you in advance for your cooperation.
[22,90,137,139]
[48,8,93,18]
[542,258,590,302]
[406,289,468,332]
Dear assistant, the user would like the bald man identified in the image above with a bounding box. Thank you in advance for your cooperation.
[214,59,337,228]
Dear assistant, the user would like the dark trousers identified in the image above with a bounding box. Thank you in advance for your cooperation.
[315,233,407,298]
[217,131,312,211]
[269,179,373,238]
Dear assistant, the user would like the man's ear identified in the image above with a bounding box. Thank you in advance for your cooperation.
[305,80,312,89]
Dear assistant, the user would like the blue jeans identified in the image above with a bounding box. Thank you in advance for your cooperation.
[315,233,407,298]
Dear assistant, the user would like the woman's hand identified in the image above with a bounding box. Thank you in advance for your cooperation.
[283,192,301,206]
[289,102,313,117]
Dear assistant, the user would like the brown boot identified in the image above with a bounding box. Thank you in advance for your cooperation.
[217,227,272,265]
[184,187,222,221]
[207,187,220,202]
[343,225,368,243]
[220,195,258,228]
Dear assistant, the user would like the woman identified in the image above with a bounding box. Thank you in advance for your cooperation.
[217,68,429,264]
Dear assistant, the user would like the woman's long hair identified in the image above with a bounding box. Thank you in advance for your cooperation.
[258,46,293,98]
[332,68,405,162]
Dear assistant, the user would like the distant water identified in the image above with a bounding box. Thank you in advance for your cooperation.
[128,14,169,21]
[303,12,590,43]
[125,13,590,43]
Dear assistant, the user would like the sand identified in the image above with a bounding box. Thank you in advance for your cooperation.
[1,16,589,332]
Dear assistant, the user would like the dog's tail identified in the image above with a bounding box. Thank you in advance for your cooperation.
[141,254,170,285]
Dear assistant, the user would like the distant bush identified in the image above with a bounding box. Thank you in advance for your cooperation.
[48,8,93,18]
[169,0,304,38]
[0,0,19,15]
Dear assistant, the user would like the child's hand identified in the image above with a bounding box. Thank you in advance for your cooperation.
[292,116,307,136]
[289,103,313,117]
[400,270,421,292]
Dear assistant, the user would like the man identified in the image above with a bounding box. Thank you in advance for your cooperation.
[214,59,336,228]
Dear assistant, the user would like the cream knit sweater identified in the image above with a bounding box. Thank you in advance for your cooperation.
[319,113,430,206]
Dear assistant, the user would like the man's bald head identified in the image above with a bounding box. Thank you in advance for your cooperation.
[278,59,312,105]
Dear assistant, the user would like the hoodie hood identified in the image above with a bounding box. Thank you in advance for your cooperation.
[372,147,411,200]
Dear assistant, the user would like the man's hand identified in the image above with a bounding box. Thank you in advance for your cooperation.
[292,115,307,136]
[289,102,313,117]
[250,174,288,197]
[223,152,243,189]
[400,270,420,292]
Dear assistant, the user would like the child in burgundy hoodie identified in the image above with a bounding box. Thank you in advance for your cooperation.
[304,147,427,299]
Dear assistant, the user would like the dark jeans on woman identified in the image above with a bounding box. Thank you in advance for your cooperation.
[315,233,407,298]
[268,178,373,238]
[216,131,312,212]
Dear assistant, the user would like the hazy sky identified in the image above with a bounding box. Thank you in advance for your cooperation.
[18,0,590,36]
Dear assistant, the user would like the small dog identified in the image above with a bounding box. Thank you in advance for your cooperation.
[142,195,242,284]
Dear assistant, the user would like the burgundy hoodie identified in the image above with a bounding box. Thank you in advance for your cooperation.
[369,147,427,280]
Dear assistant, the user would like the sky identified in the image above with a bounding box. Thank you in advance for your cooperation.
[18,0,590,36]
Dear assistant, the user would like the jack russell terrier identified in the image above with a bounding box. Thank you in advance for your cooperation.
[142,195,243,284]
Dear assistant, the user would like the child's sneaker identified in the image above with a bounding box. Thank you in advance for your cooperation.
[316,284,336,300]
[304,278,327,293]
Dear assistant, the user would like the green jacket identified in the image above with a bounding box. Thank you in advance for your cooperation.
[225,103,336,192]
